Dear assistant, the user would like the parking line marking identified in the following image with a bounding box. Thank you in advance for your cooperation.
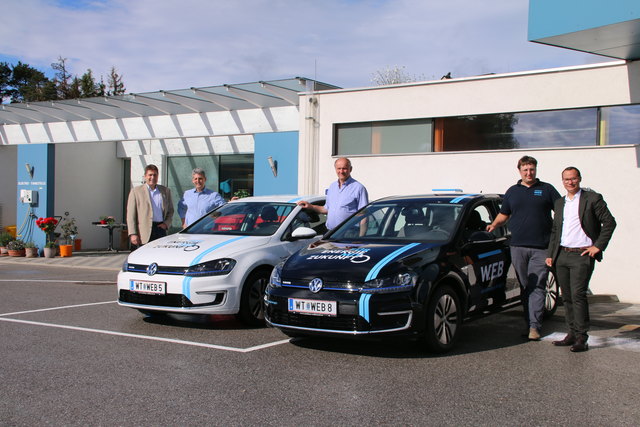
[0,301,116,317]
[0,316,291,353]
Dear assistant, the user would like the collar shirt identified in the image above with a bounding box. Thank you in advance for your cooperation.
[560,190,593,248]
[178,188,226,226]
[325,177,369,230]
[147,185,165,222]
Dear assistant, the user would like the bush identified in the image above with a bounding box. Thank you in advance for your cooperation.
[7,239,25,250]
[45,241,57,248]
[0,232,13,247]
[24,241,37,249]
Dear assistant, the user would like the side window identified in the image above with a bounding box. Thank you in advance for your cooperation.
[463,204,493,241]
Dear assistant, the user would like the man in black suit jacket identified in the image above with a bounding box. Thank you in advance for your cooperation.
[545,167,616,352]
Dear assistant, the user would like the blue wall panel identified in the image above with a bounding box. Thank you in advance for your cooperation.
[253,132,299,196]
[529,0,640,40]
[16,144,55,251]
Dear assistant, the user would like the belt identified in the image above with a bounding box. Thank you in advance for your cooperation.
[152,221,164,226]
[560,246,588,253]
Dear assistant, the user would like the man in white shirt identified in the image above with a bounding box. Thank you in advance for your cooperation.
[545,167,616,352]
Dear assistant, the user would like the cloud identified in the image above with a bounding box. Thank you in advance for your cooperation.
[0,0,607,93]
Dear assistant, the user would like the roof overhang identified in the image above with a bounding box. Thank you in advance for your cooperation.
[528,0,640,60]
[0,77,340,125]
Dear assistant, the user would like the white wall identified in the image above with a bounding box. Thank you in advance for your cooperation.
[0,145,17,230]
[54,142,123,249]
[299,61,640,303]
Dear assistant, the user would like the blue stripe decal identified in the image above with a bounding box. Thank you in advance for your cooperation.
[364,243,421,282]
[450,194,478,204]
[287,197,303,203]
[182,236,248,299]
[358,294,372,322]
[478,249,501,259]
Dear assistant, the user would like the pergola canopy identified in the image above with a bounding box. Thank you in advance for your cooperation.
[0,77,339,125]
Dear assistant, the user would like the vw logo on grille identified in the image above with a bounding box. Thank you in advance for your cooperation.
[309,277,323,293]
[146,263,158,276]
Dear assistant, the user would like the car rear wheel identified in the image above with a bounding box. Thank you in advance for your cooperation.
[543,270,560,319]
[237,270,269,326]
[424,284,461,353]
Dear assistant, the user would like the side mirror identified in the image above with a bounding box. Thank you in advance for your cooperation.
[468,231,496,243]
[290,226,317,240]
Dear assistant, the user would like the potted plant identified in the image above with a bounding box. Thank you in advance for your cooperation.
[0,231,13,256]
[99,215,116,225]
[36,217,59,244]
[44,241,57,258]
[7,239,26,257]
[60,213,77,257]
[24,241,39,258]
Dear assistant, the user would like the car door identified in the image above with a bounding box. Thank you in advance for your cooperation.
[458,202,510,312]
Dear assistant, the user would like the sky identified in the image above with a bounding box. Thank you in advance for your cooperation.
[0,0,610,94]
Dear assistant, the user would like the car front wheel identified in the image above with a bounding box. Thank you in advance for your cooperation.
[237,270,269,326]
[424,284,461,353]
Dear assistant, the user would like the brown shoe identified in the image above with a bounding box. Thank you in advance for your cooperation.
[570,337,589,352]
[528,328,541,341]
[552,334,576,346]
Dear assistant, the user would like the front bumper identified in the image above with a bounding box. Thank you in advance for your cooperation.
[117,270,240,315]
[264,286,417,336]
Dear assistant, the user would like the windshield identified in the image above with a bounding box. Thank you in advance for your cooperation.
[327,201,462,242]
[183,202,295,236]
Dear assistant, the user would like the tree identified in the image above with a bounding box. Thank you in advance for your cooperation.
[7,61,56,102]
[106,66,125,96]
[79,69,104,97]
[51,56,73,99]
[371,65,427,86]
[1,58,125,104]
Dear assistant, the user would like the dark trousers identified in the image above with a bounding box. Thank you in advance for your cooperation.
[131,223,167,251]
[150,222,167,242]
[555,250,595,340]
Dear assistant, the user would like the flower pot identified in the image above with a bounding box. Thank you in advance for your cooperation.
[8,249,25,257]
[59,244,73,257]
[25,247,39,258]
[0,246,7,256]
[43,247,56,258]
[74,238,82,251]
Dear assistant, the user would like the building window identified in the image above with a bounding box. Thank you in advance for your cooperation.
[600,105,640,145]
[440,108,598,151]
[166,154,253,232]
[335,119,433,155]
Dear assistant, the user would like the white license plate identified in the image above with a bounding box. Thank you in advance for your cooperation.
[288,298,337,316]
[129,280,166,295]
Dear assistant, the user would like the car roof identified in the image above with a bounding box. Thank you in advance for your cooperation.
[372,193,502,204]
[227,194,325,204]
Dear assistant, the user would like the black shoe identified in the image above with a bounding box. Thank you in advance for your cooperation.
[553,334,576,347]
[570,337,589,352]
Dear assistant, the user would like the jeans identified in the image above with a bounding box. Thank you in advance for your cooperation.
[510,246,549,330]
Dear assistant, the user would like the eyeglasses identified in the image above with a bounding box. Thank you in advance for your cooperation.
[562,177,580,182]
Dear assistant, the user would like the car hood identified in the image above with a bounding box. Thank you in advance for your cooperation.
[126,233,270,266]
[282,240,443,282]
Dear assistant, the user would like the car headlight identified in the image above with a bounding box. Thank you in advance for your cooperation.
[269,262,284,288]
[361,271,418,294]
[184,258,236,277]
[121,259,129,272]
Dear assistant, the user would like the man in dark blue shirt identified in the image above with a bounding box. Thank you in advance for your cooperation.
[487,156,561,341]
